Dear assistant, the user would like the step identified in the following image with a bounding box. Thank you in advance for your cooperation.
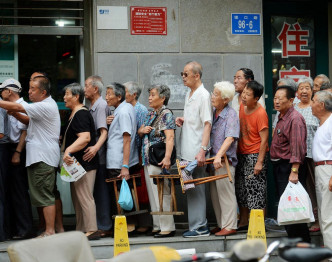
[0,230,323,262]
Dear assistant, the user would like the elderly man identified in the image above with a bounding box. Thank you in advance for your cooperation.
[176,61,212,238]
[0,100,10,241]
[312,90,332,248]
[270,85,310,243]
[84,75,112,237]
[0,75,60,237]
[313,74,330,95]
[0,79,33,240]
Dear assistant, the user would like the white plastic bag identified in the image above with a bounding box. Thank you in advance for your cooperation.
[277,181,314,225]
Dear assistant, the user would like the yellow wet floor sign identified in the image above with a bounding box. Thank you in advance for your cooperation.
[114,215,130,256]
[247,209,267,247]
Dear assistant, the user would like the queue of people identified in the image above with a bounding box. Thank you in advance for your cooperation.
[0,62,331,249]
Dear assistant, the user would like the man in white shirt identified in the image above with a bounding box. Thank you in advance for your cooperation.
[0,75,60,237]
[231,68,265,115]
[176,61,212,237]
[0,79,33,239]
[312,90,332,249]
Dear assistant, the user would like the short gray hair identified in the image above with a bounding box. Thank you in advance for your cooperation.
[297,77,313,90]
[277,78,297,91]
[106,82,125,102]
[64,83,84,103]
[186,61,203,78]
[315,90,332,112]
[213,81,235,101]
[315,74,330,84]
[87,75,104,95]
[123,81,142,100]
[148,84,171,106]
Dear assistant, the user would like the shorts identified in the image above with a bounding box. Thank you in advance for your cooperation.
[27,161,56,207]
[235,153,267,209]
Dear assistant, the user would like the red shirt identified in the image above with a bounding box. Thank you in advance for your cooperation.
[270,107,307,163]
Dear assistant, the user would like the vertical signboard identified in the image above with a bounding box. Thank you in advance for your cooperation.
[271,16,314,93]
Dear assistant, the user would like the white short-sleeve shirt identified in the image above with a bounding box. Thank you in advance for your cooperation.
[312,114,332,162]
[8,98,28,143]
[23,96,61,167]
[180,84,212,161]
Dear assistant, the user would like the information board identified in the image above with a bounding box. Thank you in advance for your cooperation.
[231,13,261,35]
[131,6,167,35]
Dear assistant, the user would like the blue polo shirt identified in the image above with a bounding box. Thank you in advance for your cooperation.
[106,101,139,169]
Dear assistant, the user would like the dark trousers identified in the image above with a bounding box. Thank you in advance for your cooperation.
[93,164,112,230]
[8,144,33,236]
[273,159,311,243]
[0,143,10,241]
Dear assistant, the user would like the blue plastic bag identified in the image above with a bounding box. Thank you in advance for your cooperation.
[118,178,133,211]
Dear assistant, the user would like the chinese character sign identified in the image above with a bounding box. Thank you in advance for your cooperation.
[131,7,167,35]
[277,22,310,58]
[279,66,310,82]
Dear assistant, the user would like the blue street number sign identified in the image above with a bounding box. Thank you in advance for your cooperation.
[231,13,261,35]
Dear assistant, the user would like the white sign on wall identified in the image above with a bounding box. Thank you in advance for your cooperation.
[97,6,128,30]
[0,60,15,83]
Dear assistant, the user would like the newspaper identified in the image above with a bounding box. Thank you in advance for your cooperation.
[60,156,86,182]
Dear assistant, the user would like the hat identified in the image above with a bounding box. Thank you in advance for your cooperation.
[0,78,22,93]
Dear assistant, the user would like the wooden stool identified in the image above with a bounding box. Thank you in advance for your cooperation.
[177,154,233,193]
[149,173,184,216]
[106,174,148,217]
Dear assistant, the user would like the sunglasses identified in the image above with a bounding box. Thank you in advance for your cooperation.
[180,72,189,77]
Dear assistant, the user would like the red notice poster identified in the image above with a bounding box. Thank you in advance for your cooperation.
[131,6,167,35]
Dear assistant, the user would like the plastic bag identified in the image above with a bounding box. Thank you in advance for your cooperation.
[277,181,314,225]
[118,179,133,211]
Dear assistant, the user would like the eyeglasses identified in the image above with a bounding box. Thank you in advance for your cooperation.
[211,92,217,97]
[180,72,189,77]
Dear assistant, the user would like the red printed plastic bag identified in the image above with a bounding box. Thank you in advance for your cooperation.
[277,181,314,225]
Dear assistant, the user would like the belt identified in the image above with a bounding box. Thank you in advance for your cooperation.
[315,160,332,166]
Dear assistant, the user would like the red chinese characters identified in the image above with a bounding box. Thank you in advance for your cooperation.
[279,66,310,82]
[277,22,310,58]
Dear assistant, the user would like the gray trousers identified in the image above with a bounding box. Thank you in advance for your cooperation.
[186,166,208,230]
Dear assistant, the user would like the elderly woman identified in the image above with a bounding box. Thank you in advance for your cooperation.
[105,83,139,234]
[63,83,99,240]
[124,81,151,235]
[209,81,239,236]
[295,77,320,232]
[138,84,176,238]
[231,68,265,115]
[235,80,269,231]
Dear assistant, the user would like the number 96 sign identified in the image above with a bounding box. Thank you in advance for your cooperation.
[232,13,261,35]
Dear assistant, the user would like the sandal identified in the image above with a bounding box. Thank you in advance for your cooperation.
[309,226,320,232]
[35,232,52,239]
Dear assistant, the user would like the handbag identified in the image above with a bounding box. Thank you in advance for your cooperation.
[148,108,176,166]
[277,181,314,225]
[118,178,134,211]
[149,142,176,166]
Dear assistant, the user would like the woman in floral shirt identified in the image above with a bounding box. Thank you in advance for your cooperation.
[138,84,176,238]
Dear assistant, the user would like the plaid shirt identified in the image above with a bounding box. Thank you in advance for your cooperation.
[270,107,307,164]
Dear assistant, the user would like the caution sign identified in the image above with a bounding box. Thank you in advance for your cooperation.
[247,209,267,247]
[114,216,130,256]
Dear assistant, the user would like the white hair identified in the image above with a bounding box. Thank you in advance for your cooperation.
[297,77,314,90]
[214,81,235,101]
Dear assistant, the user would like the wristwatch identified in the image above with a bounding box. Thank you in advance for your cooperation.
[200,145,208,151]
[291,167,298,173]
